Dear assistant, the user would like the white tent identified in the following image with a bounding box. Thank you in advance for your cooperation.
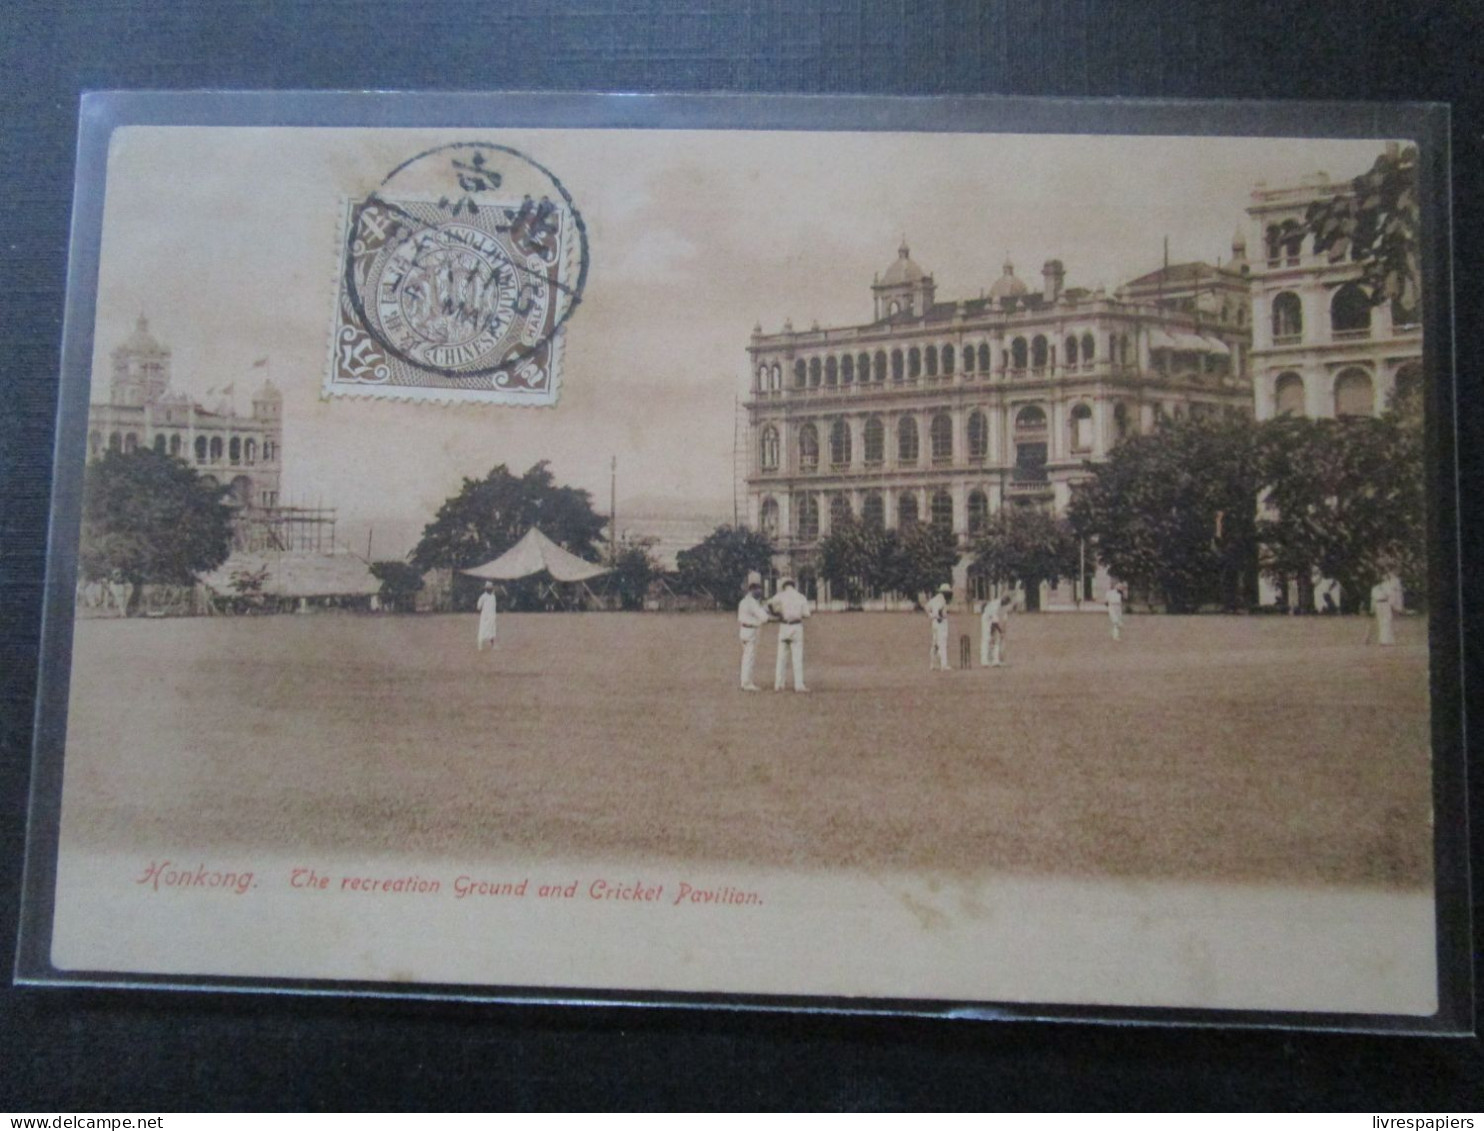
[461,527,610,583]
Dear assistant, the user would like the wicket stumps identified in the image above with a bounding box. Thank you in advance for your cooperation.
[959,634,971,669]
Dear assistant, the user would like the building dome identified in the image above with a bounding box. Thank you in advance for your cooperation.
[115,314,169,357]
[880,240,926,287]
[988,259,1028,300]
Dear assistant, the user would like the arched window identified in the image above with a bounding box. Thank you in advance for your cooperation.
[757,365,769,391]
[1070,403,1094,452]
[967,490,989,534]
[925,346,938,377]
[863,416,884,464]
[967,411,988,461]
[1031,335,1048,368]
[862,492,885,527]
[857,352,870,384]
[1331,284,1372,336]
[1011,337,1028,369]
[771,363,781,390]
[244,438,257,463]
[829,494,853,529]
[1081,332,1094,362]
[841,354,854,384]
[930,412,953,464]
[1280,219,1304,260]
[798,423,819,470]
[1334,368,1374,417]
[978,343,990,372]
[170,434,183,457]
[897,417,919,465]
[942,345,955,374]
[229,437,242,464]
[1064,336,1078,365]
[760,425,780,470]
[809,357,822,387]
[209,436,222,462]
[794,359,807,388]
[1113,401,1131,440]
[898,493,919,530]
[1272,291,1303,340]
[1274,372,1305,416]
[1015,405,1047,431]
[829,418,851,467]
[760,497,780,539]
[194,435,206,461]
[263,441,276,462]
[123,433,137,453]
[962,344,975,373]
[1121,335,1130,365]
[1392,362,1423,417]
[930,490,954,532]
[1265,224,1282,262]
[796,494,820,541]
[874,351,887,382]
[908,347,921,379]
[825,356,838,386]
[153,433,167,454]
[891,349,904,381]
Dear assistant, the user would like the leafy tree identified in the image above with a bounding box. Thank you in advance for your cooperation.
[674,524,774,606]
[410,461,607,607]
[817,515,893,607]
[369,561,426,610]
[970,508,1079,598]
[1255,413,1423,613]
[80,449,235,611]
[609,535,661,610]
[882,522,959,606]
[1068,418,1261,612]
[1305,143,1421,322]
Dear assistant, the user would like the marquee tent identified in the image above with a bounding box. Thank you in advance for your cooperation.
[461,527,609,585]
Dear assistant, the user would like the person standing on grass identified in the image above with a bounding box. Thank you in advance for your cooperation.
[1107,582,1125,641]
[737,572,769,691]
[767,577,810,692]
[926,583,953,671]
[476,581,498,651]
[981,593,1013,667]
[1371,582,1396,646]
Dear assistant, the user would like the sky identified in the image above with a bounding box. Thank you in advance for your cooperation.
[89,126,1392,557]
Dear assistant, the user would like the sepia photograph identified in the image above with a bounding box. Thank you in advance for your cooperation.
[18,95,1461,1026]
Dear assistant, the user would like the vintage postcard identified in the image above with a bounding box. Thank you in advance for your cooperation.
[17,94,1467,1029]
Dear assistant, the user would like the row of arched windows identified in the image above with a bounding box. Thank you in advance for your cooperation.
[764,487,999,542]
[760,403,1097,471]
[759,332,1125,393]
[1270,283,1372,342]
[1273,362,1418,418]
[87,430,276,465]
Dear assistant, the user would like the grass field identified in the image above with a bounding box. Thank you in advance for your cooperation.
[59,610,1433,888]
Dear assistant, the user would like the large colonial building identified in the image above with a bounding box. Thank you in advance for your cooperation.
[1246,161,1422,423]
[87,316,285,545]
[742,241,1254,605]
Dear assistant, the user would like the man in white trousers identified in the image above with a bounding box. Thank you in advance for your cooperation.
[926,583,953,671]
[737,573,770,691]
[981,593,1012,666]
[475,581,498,651]
[1107,583,1125,641]
[767,577,811,692]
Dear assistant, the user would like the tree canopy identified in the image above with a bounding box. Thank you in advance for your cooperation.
[816,515,893,607]
[609,535,661,610]
[883,522,959,606]
[970,508,1079,596]
[80,449,235,598]
[674,525,774,605]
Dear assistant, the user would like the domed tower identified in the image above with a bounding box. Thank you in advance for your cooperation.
[871,239,936,320]
[1230,226,1250,276]
[988,259,1029,306]
[251,378,282,424]
[109,314,172,407]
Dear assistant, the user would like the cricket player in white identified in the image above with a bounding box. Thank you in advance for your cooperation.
[926,583,953,671]
[737,573,770,691]
[1106,583,1125,641]
[475,581,498,651]
[1371,581,1396,646]
[981,594,1012,666]
[768,577,810,692]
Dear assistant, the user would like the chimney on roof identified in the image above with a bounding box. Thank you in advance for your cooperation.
[1042,259,1065,305]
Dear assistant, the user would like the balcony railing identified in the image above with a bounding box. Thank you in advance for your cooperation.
[1332,328,1372,342]
[1273,333,1302,346]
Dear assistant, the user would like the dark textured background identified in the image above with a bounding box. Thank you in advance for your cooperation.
[3,0,1482,1111]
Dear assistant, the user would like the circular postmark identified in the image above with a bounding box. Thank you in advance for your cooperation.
[342,142,588,390]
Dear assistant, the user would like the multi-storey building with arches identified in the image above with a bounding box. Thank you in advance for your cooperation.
[87,315,285,545]
[743,241,1254,606]
[1246,160,1422,425]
